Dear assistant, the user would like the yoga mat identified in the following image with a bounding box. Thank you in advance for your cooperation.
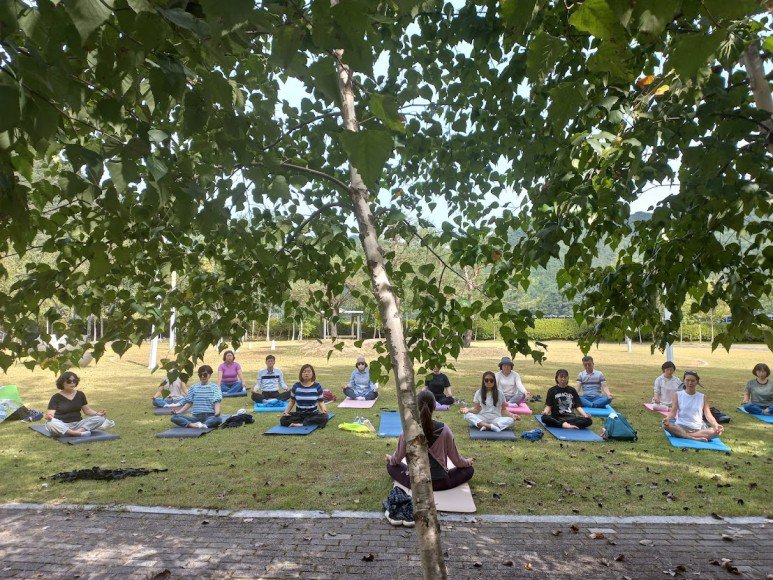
[663,428,731,453]
[737,407,773,423]
[253,402,287,413]
[337,398,377,409]
[469,426,517,441]
[434,403,451,411]
[506,403,533,415]
[153,407,175,415]
[222,391,247,398]
[394,459,476,513]
[535,415,604,442]
[584,405,616,417]
[644,403,670,416]
[263,414,335,436]
[378,411,402,438]
[29,424,120,445]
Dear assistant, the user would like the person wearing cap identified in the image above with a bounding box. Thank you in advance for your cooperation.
[343,356,379,401]
[495,356,529,405]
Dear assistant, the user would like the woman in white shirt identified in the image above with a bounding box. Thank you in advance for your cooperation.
[663,370,724,442]
[651,361,682,411]
[495,356,529,405]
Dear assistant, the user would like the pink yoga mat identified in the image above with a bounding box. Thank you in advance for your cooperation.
[337,398,377,409]
[506,402,533,415]
[644,403,669,416]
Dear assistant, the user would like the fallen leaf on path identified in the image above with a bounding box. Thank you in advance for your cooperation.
[600,558,610,567]
[589,532,605,539]
[639,539,653,546]
[503,560,514,567]
[473,562,482,568]
[614,554,625,562]
[569,524,579,533]
[524,563,533,570]
[149,571,171,580]
[551,530,562,536]
[710,512,723,520]
[362,553,375,562]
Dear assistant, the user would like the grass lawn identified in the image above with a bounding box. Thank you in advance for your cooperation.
[1,340,770,516]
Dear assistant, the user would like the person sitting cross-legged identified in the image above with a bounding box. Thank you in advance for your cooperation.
[462,371,517,432]
[542,369,593,429]
[45,372,116,437]
[169,365,223,429]
[151,377,187,408]
[742,363,773,415]
[280,364,329,428]
[343,356,379,401]
[218,350,247,396]
[576,355,614,408]
[251,354,291,403]
[662,370,724,442]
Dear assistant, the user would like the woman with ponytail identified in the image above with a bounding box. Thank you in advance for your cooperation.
[663,370,724,442]
[385,390,474,491]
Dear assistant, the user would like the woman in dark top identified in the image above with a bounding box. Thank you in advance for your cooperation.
[424,367,455,405]
[542,369,592,429]
[44,372,116,437]
[386,390,473,491]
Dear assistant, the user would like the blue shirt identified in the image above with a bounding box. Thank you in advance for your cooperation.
[291,382,323,412]
[577,370,605,398]
[179,382,222,415]
[256,368,288,392]
[348,369,375,397]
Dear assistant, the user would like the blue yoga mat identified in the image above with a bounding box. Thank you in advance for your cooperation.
[222,391,247,398]
[469,426,517,441]
[663,428,731,453]
[263,413,335,436]
[737,406,773,424]
[535,415,604,442]
[378,411,402,438]
[584,405,616,417]
[253,402,287,413]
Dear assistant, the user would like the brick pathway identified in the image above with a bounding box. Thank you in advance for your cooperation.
[1,504,770,579]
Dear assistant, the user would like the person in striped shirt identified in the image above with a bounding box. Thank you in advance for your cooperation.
[251,355,291,403]
[280,364,329,428]
[169,365,223,429]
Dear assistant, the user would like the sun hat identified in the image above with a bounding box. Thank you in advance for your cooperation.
[498,356,514,369]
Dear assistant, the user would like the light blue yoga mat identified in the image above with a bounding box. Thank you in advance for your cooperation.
[535,415,604,442]
[737,406,773,424]
[584,405,616,417]
[263,414,334,436]
[378,411,402,438]
[469,426,517,441]
[253,402,287,413]
[663,429,731,453]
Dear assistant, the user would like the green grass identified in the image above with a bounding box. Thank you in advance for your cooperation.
[1,340,770,516]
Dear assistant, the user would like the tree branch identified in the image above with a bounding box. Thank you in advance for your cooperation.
[401,220,466,282]
[279,161,352,194]
[275,201,343,256]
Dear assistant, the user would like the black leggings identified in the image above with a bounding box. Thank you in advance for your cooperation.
[542,415,593,429]
[251,391,291,403]
[280,412,328,428]
[387,463,474,491]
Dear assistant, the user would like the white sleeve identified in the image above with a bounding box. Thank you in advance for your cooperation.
[514,372,527,394]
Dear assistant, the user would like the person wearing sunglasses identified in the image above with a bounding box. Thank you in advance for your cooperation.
[343,356,379,401]
[461,371,517,432]
[44,371,116,437]
[169,365,223,429]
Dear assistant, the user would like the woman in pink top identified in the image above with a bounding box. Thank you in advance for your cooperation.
[218,350,246,396]
[386,390,474,491]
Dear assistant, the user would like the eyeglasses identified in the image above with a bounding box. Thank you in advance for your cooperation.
[484,378,495,383]
[198,372,210,377]
[65,378,79,384]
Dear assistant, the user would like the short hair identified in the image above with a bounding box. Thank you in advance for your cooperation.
[198,365,214,376]
[299,364,316,382]
[683,370,700,382]
[55,371,79,390]
[555,369,569,381]
[661,361,676,371]
[265,354,276,362]
[752,363,770,378]
[222,349,235,361]
[581,355,594,363]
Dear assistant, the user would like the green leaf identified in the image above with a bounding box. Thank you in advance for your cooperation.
[526,31,565,82]
[369,93,405,133]
[501,0,539,39]
[307,58,340,105]
[148,129,169,143]
[159,8,210,39]
[700,0,762,21]
[587,40,637,81]
[668,32,725,79]
[548,83,587,133]
[0,85,20,132]
[64,0,114,43]
[0,0,20,40]
[127,0,152,12]
[269,175,290,201]
[199,0,254,30]
[634,0,680,37]
[569,0,627,40]
[339,129,393,190]
[764,37,773,54]
[147,157,168,181]
[271,25,304,69]
[111,340,131,356]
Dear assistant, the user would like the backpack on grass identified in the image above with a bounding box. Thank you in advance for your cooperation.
[603,412,637,441]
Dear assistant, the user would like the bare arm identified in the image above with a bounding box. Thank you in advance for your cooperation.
[213,401,221,416]
[81,404,105,417]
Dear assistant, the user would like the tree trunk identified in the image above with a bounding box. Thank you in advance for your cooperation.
[462,328,473,348]
[742,40,773,155]
[334,50,448,579]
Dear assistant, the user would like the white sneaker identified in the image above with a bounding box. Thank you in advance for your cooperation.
[192,422,206,429]
[236,408,246,415]
[356,396,366,401]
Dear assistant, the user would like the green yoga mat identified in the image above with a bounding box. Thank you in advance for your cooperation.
[0,385,27,424]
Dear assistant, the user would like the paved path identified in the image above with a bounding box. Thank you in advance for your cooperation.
[1,504,770,579]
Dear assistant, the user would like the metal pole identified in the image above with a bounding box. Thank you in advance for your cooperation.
[169,271,177,351]
[664,306,674,362]
[149,326,159,369]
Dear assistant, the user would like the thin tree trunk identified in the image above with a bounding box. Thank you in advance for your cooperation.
[334,48,447,579]
[742,40,773,155]
[462,328,473,348]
